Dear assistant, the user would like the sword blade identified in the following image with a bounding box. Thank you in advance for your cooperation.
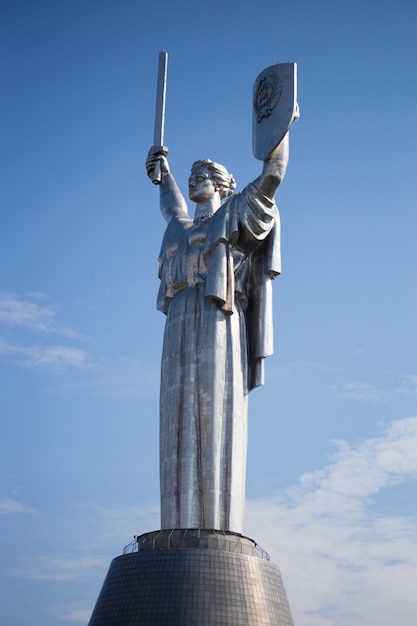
[153,51,168,147]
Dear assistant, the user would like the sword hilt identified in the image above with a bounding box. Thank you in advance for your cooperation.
[150,146,168,185]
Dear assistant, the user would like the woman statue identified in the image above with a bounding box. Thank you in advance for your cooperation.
[146,133,290,534]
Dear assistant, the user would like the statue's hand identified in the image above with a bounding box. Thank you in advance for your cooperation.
[146,146,169,184]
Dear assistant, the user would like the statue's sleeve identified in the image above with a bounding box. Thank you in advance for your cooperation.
[238,184,280,253]
[231,183,281,277]
[157,216,190,314]
[240,184,281,389]
[159,173,189,224]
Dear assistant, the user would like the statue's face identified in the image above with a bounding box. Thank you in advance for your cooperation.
[188,166,216,203]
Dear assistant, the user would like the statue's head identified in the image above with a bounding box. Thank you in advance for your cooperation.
[190,159,236,200]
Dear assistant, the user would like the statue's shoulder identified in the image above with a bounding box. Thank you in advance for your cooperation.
[210,184,261,224]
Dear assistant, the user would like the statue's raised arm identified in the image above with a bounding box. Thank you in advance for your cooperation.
[146,148,188,223]
[251,131,289,198]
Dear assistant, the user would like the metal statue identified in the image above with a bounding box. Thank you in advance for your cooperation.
[146,54,298,534]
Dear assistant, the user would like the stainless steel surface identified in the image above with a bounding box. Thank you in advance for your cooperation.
[123,529,271,560]
[152,51,168,184]
[146,61,299,534]
[153,51,168,146]
[89,541,295,626]
[253,62,298,160]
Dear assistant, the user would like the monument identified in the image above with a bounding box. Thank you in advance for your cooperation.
[89,53,299,625]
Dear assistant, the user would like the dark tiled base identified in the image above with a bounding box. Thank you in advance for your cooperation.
[89,530,294,625]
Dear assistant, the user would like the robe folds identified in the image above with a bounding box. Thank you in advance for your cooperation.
[157,183,281,533]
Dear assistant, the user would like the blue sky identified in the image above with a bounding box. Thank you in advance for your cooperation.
[1,0,416,624]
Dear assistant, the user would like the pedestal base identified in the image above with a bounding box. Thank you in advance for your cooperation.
[89,529,294,625]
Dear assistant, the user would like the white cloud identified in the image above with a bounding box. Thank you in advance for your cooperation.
[330,375,417,404]
[329,379,388,403]
[11,555,106,581]
[57,357,160,396]
[0,498,34,514]
[0,338,89,369]
[0,292,90,370]
[0,292,77,336]
[61,607,93,623]
[398,374,417,396]
[79,502,161,551]
[245,416,417,626]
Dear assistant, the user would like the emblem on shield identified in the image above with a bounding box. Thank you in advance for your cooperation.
[253,62,298,160]
[255,74,282,122]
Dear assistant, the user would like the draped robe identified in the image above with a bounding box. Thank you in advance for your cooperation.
[157,183,281,533]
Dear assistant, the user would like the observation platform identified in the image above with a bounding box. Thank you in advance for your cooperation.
[89,528,295,625]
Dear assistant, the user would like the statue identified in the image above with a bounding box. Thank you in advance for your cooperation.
[146,56,298,534]
[87,57,299,626]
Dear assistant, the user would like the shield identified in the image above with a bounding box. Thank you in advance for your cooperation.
[253,62,297,160]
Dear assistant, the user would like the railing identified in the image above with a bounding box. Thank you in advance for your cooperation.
[123,528,270,561]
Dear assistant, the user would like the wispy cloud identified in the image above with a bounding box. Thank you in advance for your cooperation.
[57,357,160,396]
[397,374,417,396]
[0,292,90,370]
[329,379,389,403]
[11,555,106,581]
[78,502,161,550]
[0,292,77,336]
[0,339,89,369]
[330,375,417,404]
[0,498,34,514]
[245,416,417,626]
[61,606,93,623]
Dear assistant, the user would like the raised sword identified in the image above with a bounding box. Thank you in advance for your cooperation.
[151,51,168,184]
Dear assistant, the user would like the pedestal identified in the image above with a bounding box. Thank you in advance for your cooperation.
[89,529,294,625]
